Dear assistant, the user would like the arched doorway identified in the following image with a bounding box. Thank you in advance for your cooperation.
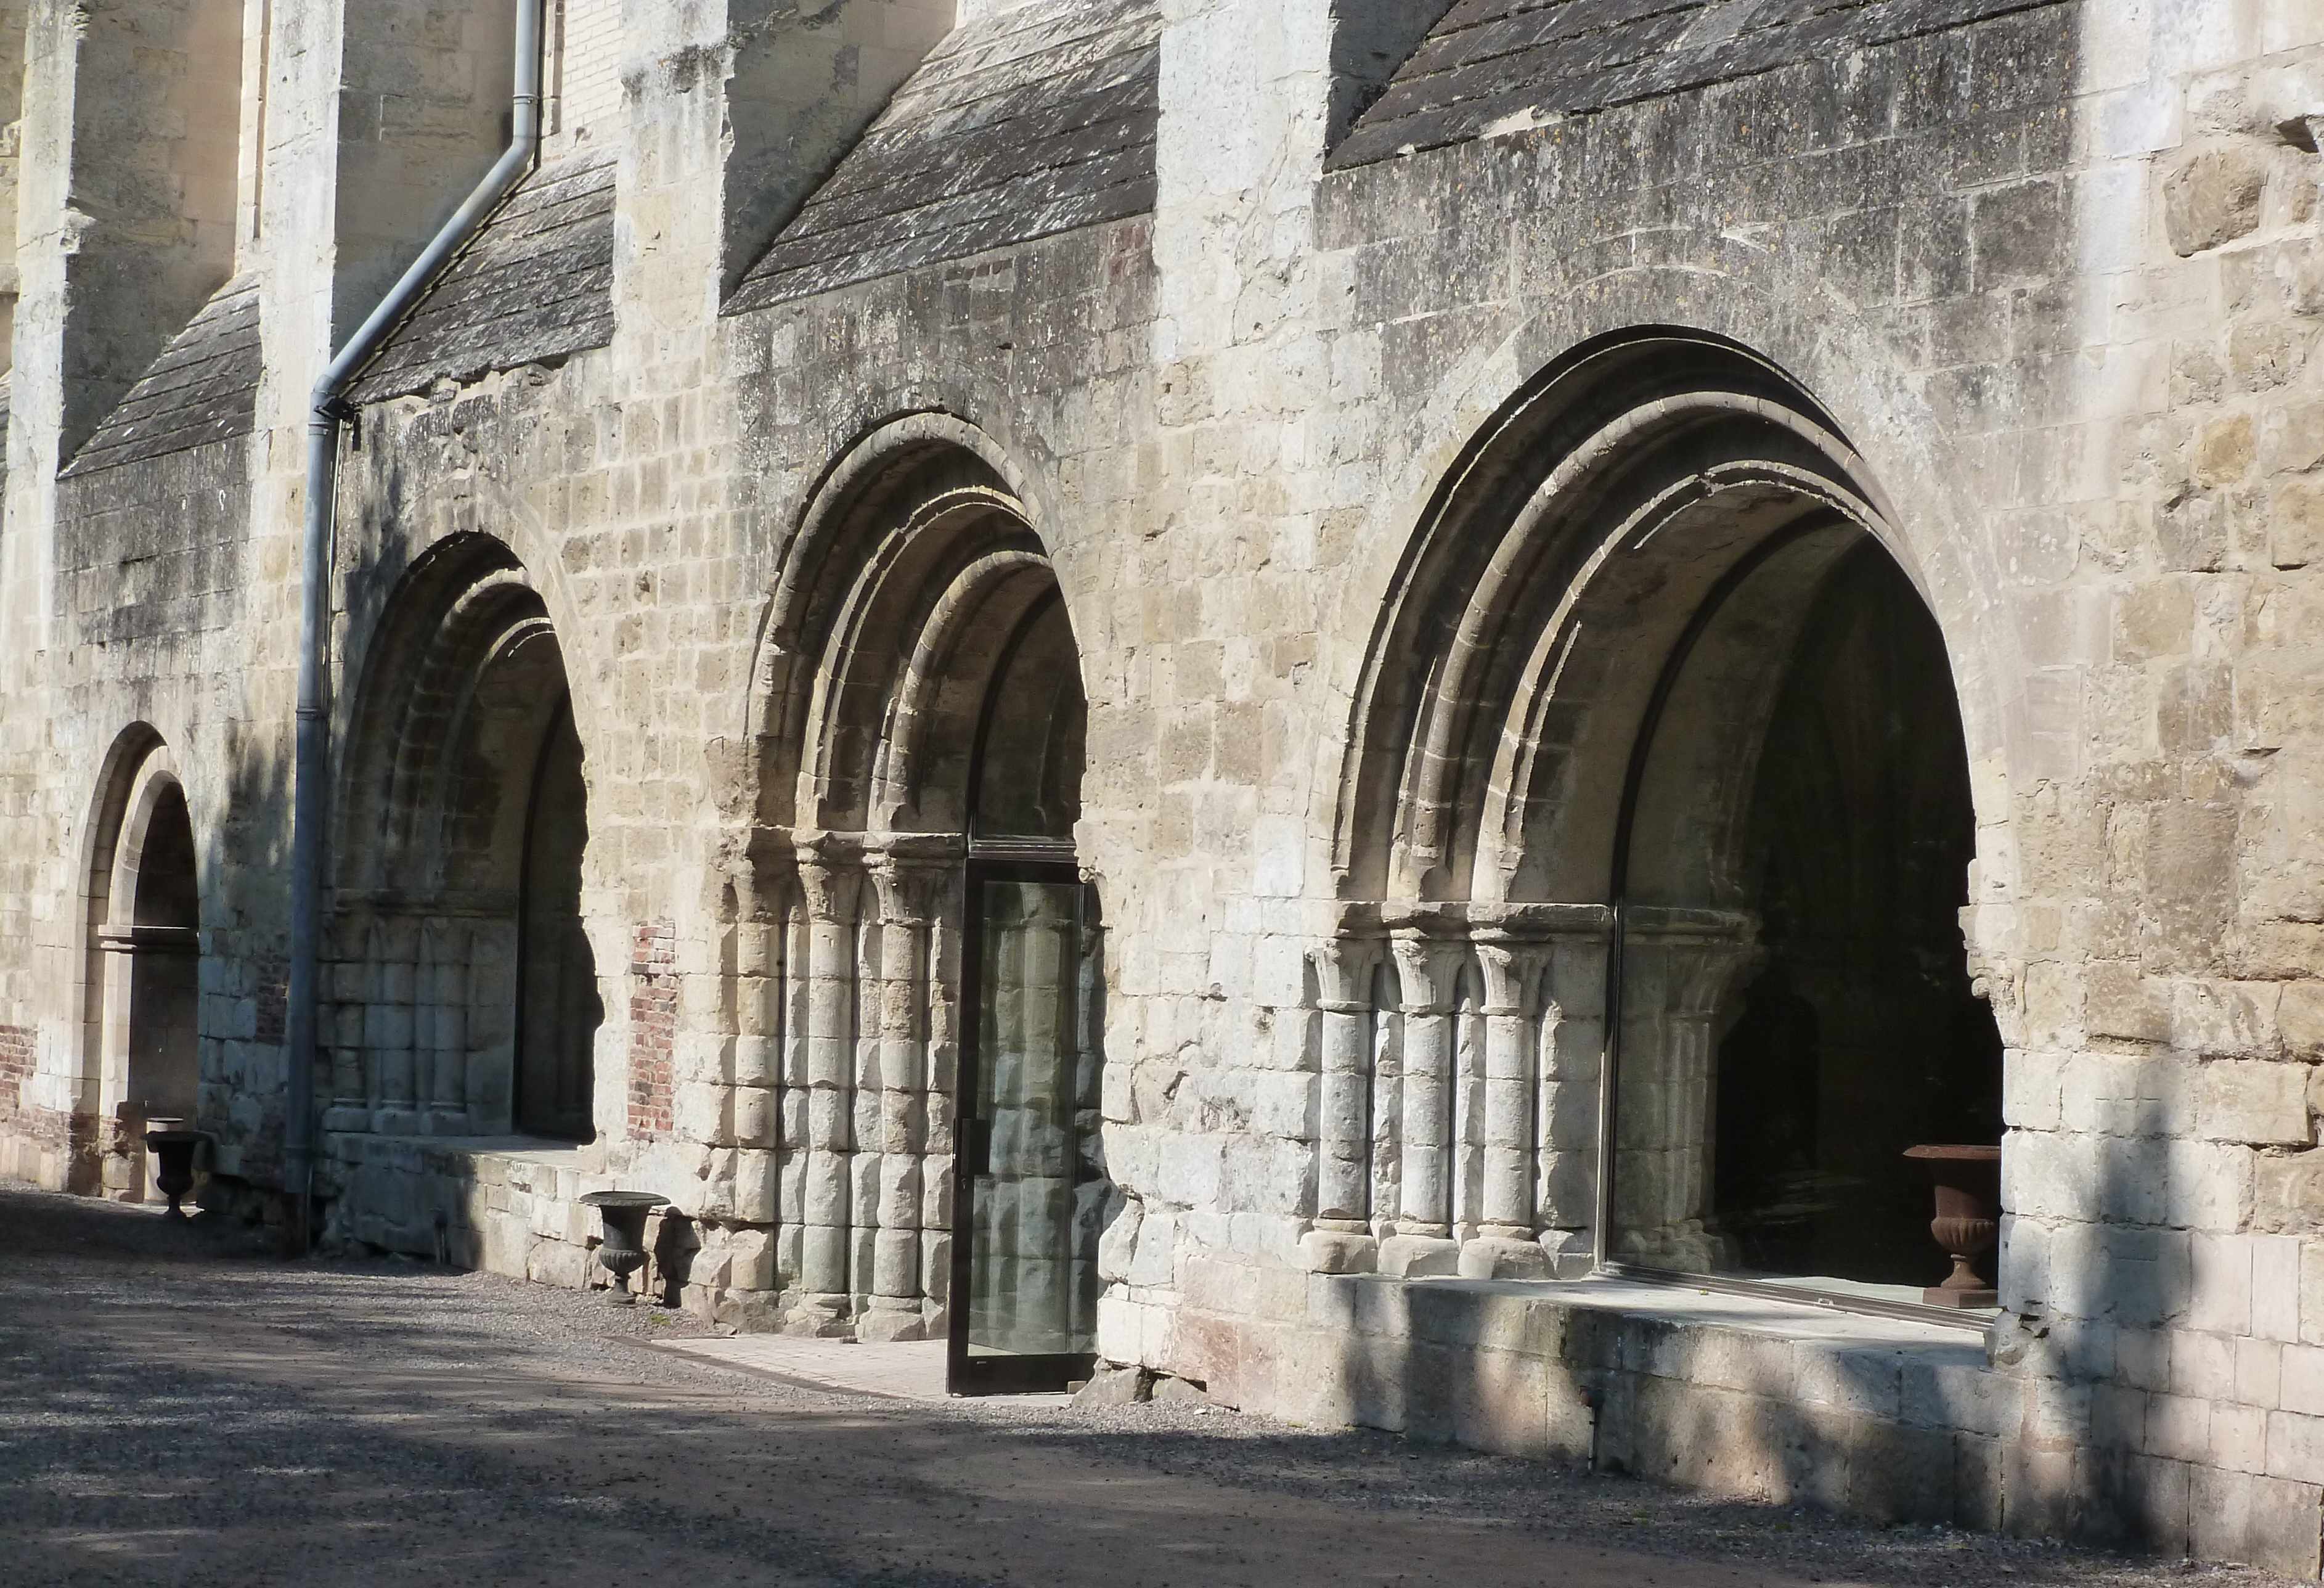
[1606,528,2004,1295]
[748,417,1103,1389]
[83,735,203,1203]
[516,697,593,1141]
[1323,332,2003,1314]
[334,536,600,1146]
[954,590,1100,1393]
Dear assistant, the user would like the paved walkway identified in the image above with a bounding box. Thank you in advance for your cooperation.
[0,1184,2286,1588]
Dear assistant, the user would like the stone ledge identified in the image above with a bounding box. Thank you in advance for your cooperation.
[322,1133,781,1319]
[1164,1264,2322,1573]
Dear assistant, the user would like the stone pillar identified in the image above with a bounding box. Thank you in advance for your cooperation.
[324,920,370,1132]
[1300,935,1379,1274]
[1451,957,1485,1234]
[1381,936,1461,1277]
[1606,917,1758,1271]
[1538,933,1607,1271]
[370,919,418,1134]
[730,872,783,1215]
[858,854,943,1342]
[420,921,468,1133]
[773,875,812,1308]
[1461,941,1549,1279]
[788,851,859,1335]
[464,923,517,1132]
[918,872,960,1335]
[849,894,883,1323]
[1368,956,1402,1238]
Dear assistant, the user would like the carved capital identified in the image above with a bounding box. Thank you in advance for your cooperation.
[869,856,950,925]
[1308,936,1380,1010]
[1472,941,1541,1018]
[796,854,863,925]
[1389,935,1463,1014]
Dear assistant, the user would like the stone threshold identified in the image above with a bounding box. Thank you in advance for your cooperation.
[641,1336,1087,1406]
[328,1131,630,1281]
[1172,1256,2018,1529]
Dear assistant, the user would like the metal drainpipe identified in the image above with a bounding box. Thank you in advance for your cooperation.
[283,0,545,1255]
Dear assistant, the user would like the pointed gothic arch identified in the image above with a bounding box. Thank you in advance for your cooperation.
[332,533,601,1147]
[738,414,1104,1385]
[1315,331,2003,1308]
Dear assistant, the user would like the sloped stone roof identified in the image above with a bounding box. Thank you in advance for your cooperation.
[62,277,261,478]
[347,156,616,406]
[725,0,1159,315]
[1329,0,2062,171]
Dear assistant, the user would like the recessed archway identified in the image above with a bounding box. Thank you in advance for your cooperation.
[1318,332,2003,1307]
[80,731,203,1203]
[742,415,1104,1385]
[334,534,600,1147]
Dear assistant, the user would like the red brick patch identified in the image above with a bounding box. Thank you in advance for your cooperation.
[627,921,676,1139]
[0,1023,33,1124]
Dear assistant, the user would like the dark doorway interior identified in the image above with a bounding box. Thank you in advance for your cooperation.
[1710,546,2004,1285]
[516,694,597,1142]
[126,783,202,1133]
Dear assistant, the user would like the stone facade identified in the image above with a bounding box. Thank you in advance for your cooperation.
[2,0,2324,1573]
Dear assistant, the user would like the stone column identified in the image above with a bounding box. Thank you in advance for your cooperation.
[849,896,883,1324]
[1368,956,1402,1238]
[323,919,370,1133]
[774,876,812,1309]
[1537,933,1607,1270]
[370,919,418,1134]
[421,921,469,1134]
[918,871,960,1335]
[1300,935,1380,1274]
[787,851,859,1335]
[463,923,517,1132]
[1461,941,1550,1279]
[858,853,944,1342]
[730,873,782,1193]
[1606,917,1758,1271]
[1381,936,1461,1277]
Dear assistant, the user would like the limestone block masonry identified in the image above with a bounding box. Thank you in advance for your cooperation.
[4,0,2324,1574]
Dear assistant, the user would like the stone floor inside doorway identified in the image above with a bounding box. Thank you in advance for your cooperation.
[0,1181,2293,1588]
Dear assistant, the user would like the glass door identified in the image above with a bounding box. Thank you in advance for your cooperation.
[948,860,1100,1394]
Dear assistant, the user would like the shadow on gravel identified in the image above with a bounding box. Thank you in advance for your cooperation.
[0,1187,2286,1588]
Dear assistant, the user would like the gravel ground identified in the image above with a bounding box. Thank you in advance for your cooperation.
[0,1182,2294,1588]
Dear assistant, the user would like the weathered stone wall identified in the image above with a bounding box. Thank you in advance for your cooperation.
[4,0,2324,1573]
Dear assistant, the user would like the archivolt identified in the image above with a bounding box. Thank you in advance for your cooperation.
[1335,330,1909,907]
[335,533,561,895]
[749,415,1075,838]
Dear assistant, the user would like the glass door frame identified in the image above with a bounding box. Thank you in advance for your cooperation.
[946,842,1100,1396]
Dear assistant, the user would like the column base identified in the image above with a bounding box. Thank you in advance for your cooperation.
[1541,1227,1594,1278]
[857,1301,931,1342]
[781,1293,855,1338]
[1379,1233,1461,1278]
[1458,1234,1551,1280]
[1299,1228,1378,1274]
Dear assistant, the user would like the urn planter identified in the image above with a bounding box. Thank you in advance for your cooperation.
[581,1191,669,1304]
[143,1129,203,1220]
[1902,1144,2002,1309]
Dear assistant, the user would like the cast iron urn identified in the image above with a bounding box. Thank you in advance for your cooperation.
[1903,1144,2002,1309]
[581,1190,669,1305]
[143,1129,203,1220]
